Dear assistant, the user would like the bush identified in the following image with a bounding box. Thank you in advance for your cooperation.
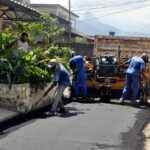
[0,13,72,88]
[0,33,72,88]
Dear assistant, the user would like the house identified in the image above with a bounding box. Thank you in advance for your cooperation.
[13,1,93,43]
[71,31,94,44]
[11,1,94,45]
[94,35,150,58]
[30,4,79,42]
[16,0,30,5]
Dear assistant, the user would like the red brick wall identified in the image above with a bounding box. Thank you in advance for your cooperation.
[94,35,150,58]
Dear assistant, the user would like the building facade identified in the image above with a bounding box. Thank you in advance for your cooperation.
[30,4,79,42]
[16,0,30,5]
[14,1,92,43]
[94,35,150,58]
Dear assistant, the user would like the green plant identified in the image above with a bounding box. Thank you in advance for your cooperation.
[0,33,15,58]
[0,43,72,88]
[74,37,88,43]
[0,41,51,88]
[0,13,72,88]
[3,13,64,46]
[45,45,72,72]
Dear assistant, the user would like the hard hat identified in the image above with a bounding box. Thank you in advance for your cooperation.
[47,59,58,68]
[70,51,76,58]
[141,53,149,63]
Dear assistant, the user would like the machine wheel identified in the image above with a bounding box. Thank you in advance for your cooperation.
[139,90,148,105]
[100,95,111,103]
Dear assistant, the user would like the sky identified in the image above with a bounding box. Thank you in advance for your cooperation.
[31,0,150,32]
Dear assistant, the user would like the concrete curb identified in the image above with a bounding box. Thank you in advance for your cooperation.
[143,123,150,150]
[0,108,19,124]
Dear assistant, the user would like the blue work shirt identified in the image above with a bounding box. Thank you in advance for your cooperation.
[53,63,70,86]
[69,55,86,72]
[126,56,145,76]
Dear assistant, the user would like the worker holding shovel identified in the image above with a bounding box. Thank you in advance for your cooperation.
[41,59,71,116]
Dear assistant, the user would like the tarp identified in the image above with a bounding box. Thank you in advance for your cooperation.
[0,0,41,22]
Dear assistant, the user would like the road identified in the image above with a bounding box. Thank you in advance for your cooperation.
[0,101,150,150]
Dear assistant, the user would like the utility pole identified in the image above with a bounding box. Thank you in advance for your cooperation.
[0,5,4,32]
[68,0,71,43]
[117,45,121,61]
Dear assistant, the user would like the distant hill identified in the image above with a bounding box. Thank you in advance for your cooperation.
[75,12,150,37]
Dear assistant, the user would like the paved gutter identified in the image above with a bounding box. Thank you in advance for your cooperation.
[0,108,19,123]
[143,123,150,150]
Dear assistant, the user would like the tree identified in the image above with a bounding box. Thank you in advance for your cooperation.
[3,13,64,45]
[74,37,88,43]
[0,13,72,87]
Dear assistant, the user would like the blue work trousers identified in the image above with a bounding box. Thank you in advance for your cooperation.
[73,71,87,97]
[122,73,140,101]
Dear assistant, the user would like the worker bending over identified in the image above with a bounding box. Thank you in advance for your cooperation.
[120,53,148,104]
[69,51,87,98]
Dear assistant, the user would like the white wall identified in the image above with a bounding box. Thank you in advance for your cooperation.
[17,0,30,5]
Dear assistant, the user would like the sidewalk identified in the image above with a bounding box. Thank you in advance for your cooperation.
[0,108,19,124]
[143,123,150,150]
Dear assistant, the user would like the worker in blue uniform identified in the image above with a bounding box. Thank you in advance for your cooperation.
[69,51,87,98]
[120,53,148,104]
[43,59,71,116]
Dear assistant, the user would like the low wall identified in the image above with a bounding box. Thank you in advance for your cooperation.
[0,83,56,113]
[56,42,94,57]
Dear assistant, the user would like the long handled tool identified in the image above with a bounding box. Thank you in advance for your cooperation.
[16,86,56,113]
[33,83,53,105]
[33,85,57,108]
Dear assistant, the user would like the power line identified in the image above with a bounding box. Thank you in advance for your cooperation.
[68,0,71,42]
[75,3,150,21]
[71,0,150,11]
[71,0,150,18]
[72,0,150,36]
[71,0,150,13]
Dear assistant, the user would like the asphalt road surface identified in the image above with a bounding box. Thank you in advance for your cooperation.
[0,100,150,150]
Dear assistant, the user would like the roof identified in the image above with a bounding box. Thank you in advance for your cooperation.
[72,31,94,41]
[49,4,79,18]
[0,0,41,22]
[30,4,79,18]
[95,35,150,41]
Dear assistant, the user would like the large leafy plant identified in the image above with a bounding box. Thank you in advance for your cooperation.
[0,33,71,88]
[0,13,72,88]
[0,33,15,58]
[45,45,72,72]
[0,49,51,87]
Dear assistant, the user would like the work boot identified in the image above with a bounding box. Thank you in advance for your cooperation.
[119,97,124,104]
[82,96,89,100]
[58,108,66,114]
[139,100,148,106]
[45,110,55,116]
[131,101,138,106]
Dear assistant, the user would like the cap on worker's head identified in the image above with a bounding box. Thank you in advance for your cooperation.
[47,59,58,68]
[70,51,76,58]
[141,53,149,63]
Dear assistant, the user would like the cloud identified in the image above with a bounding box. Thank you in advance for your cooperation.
[101,6,150,31]
[31,0,150,32]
